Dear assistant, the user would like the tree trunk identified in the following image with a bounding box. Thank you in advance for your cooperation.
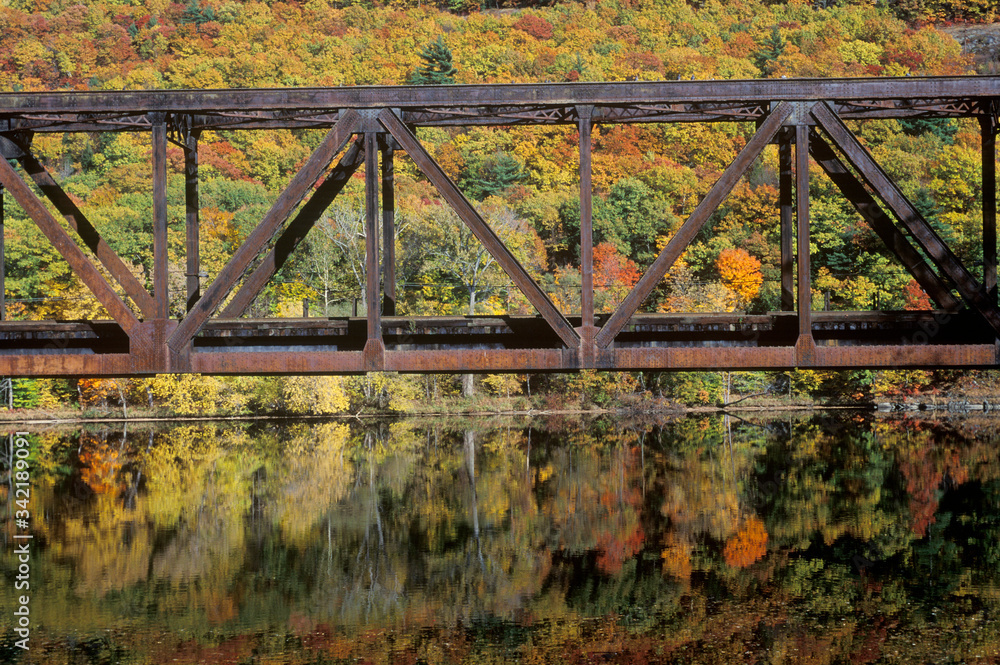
[462,373,475,397]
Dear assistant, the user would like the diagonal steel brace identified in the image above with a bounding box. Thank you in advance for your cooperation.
[0,157,141,336]
[378,108,580,349]
[167,109,361,352]
[14,146,158,318]
[811,101,1000,335]
[595,101,794,349]
[809,133,961,311]
[220,138,365,319]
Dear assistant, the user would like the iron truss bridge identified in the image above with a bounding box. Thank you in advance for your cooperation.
[0,77,998,376]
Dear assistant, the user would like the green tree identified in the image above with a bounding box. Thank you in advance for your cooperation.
[409,36,457,85]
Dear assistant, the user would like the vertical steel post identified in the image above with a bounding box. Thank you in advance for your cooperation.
[578,106,594,328]
[779,128,794,311]
[364,131,383,366]
[983,114,997,302]
[0,184,4,321]
[381,138,396,316]
[152,113,169,320]
[795,124,814,359]
[185,126,201,312]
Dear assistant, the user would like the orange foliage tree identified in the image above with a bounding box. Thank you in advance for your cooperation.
[593,241,641,311]
[716,247,763,308]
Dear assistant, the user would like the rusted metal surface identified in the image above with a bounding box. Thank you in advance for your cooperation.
[578,105,595,331]
[381,139,397,317]
[363,130,385,369]
[794,123,815,364]
[0,78,998,376]
[984,113,997,302]
[185,125,201,312]
[779,129,794,312]
[152,114,169,320]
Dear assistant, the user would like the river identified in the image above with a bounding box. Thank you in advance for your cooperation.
[2,413,999,663]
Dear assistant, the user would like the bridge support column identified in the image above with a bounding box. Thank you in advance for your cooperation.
[795,123,815,364]
[364,131,385,369]
[578,106,595,331]
[578,106,596,365]
[152,113,169,321]
[983,113,997,303]
[779,128,794,312]
[381,137,396,317]
[185,125,201,312]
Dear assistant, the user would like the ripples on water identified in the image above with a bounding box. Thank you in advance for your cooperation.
[2,414,1000,663]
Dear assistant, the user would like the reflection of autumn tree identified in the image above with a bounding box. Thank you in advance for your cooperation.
[15,417,1000,664]
[723,516,768,567]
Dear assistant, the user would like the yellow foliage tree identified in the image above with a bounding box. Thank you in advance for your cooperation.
[281,376,350,415]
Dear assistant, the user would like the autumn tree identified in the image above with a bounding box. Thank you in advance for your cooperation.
[716,247,763,309]
[593,241,641,312]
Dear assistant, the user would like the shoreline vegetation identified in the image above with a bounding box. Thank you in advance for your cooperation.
[3,369,1000,424]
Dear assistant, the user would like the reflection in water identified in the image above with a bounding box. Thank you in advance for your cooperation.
[2,415,1000,662]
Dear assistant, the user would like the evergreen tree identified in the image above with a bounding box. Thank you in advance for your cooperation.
[409,36,457,85]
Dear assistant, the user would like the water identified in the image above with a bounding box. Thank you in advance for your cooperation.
[3,414,1000,663]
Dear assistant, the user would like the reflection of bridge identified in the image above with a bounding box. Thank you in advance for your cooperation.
[0,77,997,376]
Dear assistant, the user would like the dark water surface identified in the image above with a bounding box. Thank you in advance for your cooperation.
[3,414,1000,663]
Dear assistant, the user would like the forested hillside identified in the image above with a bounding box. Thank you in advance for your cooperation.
[0,0,996,412]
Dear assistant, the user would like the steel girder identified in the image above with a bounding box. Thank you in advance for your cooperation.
[0,77,997,376]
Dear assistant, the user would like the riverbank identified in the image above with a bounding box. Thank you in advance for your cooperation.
[0,394,864,425]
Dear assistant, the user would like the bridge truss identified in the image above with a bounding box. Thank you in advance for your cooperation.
[0,77,997,376]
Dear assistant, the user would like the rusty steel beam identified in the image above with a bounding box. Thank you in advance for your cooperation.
[810,134,961,311]
[579,105,594,329]
[379,108,580,349]
[0,183,4,321]
[185,126,201,312]
[795,124,815,365]
[1,77,997,117]
[363,131,384,369]
[14,146,157,318]
[152,114,169,320]
[984,113,997,302]
[595,101,794,349]
[220,138,364,319]
[0,156,141,337]
[1,343,996,377]
[779,129,794,311]
[811,101,1000,335]
[167,109,361,354]
[6,101,989,133]
[382,138,396,317]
